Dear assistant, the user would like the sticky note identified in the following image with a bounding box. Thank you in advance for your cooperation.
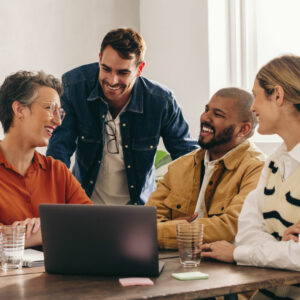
[172,271,209,281]
[119,277,154,286]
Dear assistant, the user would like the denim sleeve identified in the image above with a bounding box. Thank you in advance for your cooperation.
[46,76,78,168]
[161,95,198,160]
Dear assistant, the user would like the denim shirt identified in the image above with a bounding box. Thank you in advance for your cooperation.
[47,63,198,205]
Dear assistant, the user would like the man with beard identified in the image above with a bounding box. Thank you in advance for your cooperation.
[46,28,198,205]
[146,87,265,249]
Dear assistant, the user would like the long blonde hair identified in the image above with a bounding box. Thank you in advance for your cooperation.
[256,55,300,110]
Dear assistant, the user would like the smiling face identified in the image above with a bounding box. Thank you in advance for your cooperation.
[98,45,144,108]
[198,95,246,159]
[21,86,62,148]
[251,79,280,135]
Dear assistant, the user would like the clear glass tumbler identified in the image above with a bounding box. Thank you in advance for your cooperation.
[176,223,204,267]
[1,225,26,270]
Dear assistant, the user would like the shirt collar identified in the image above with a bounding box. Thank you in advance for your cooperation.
[196,140,257,171]
[33,151,47,171]
[203,150,219,168]
[87,80,104,102]
[277,142,300,163]
[0,148,46,172]
[125,77,143,113]
[0,147,9,168]
[221,140,256,170]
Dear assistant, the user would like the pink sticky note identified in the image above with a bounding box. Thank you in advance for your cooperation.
[119,277,154,287]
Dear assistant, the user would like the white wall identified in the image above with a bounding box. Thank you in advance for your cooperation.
[0,0,290,149]
[0,0,140,82]
[0,0,140,139]
[140,0,210,139]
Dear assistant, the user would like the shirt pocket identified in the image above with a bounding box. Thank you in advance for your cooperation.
[164,192,190,219]
[132,136,160,178]
[77,124,101,144]
[132,136,159,151]
[77,124,102,171]
[207,200,227,217]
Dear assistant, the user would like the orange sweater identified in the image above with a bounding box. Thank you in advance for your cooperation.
[0,150,92,225]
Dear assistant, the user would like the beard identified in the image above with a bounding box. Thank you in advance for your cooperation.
[198,124,235,149]
[100,80,127,101]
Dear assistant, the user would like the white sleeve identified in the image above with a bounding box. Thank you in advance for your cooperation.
[233,159,300,271]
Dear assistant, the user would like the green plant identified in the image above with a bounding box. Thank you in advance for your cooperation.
[154,150,171,182]
[154,150,171,169]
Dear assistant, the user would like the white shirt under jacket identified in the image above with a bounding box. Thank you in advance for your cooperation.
[233,142,300,271]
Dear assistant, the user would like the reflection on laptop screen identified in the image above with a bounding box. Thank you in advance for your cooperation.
[40,204,160,276]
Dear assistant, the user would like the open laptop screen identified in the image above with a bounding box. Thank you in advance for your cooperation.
[40,204,159,276]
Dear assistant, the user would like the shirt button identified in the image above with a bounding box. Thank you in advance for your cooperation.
[102,115,105,118]
[90,180,94,184]
[98,160,101,164]
[124,145,128,148]
[149,145,153,149]
[176,204,181,209]
[127,165,131,168]
[122,123,126,127]
[130,185,134,189]
[81,136,85,140]
[209,181,213,185]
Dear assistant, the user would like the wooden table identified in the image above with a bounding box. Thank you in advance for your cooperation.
[0,255,300,299]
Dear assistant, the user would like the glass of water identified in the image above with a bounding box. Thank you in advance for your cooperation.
[1,225,26,270]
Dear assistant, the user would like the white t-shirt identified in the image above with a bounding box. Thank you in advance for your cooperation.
[91,109,130,205]
[194,150,218,218]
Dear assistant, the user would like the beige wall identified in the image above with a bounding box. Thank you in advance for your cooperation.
[0,0,140,141]
[140,0,209,139]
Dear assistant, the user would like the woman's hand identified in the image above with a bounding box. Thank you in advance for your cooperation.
[12,217,40,239]
[282,221,300,242]
[201,240,235,263]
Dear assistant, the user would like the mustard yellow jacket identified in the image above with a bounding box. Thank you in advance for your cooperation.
[147,141,265,249]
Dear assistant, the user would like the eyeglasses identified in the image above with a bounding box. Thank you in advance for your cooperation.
[104,120,119,154]
[38,102,66,121]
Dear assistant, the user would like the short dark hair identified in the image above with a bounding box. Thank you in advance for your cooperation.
[214,87,257,138]
[100,28,146,65]
[0,70,63,133]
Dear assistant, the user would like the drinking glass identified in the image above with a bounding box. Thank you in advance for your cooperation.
[176,223,204,267]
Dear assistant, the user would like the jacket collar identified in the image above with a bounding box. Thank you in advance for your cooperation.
[193,140,253,170]
[86,71,144,114]
[87,80,104,102]
[125,77,143,114]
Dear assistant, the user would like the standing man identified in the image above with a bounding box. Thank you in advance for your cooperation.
[146,88,265,249]
[47,28,198,205]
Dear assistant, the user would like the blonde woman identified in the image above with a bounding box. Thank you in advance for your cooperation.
[202,55,300,299]
[0,71,92,248]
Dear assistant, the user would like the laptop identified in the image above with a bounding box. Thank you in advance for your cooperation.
[39,204,162,276]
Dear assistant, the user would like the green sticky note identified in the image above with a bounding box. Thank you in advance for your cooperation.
[172,271,209,281]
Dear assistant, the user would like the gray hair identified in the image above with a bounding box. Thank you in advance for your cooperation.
[0,70,63,133]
